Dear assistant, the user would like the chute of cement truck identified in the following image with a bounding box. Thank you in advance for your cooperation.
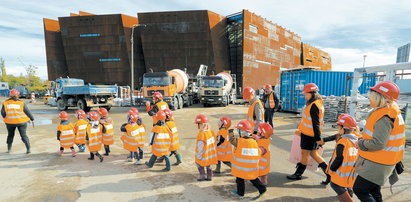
[168,69,189,93]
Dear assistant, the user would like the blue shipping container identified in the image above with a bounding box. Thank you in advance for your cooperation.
[280,70,376,113]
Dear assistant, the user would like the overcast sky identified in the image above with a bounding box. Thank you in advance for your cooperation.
[1,0,410,80]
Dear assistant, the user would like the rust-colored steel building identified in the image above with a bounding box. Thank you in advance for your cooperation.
[137,10,230,77]
[43,18,68,80]
[301,42,332,70]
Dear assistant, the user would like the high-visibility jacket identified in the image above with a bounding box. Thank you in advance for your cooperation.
[232,137,261,180]
[195,130,218,167]
[74,119,88,144]
[247,99,264,128]
[166,120,180,151]
[267,92,276,109]
[359,106,405,165]
[257,138,270,176]
[102,122,114,145]
[151,125,172,157]
[86,124,102,152]
[58,123,75,148]
[3,100,30,124]
[328,134,359,188]
[216,128,233,162]
[298,99,324,137]
[121,123,145,152]
[152,101,169,123]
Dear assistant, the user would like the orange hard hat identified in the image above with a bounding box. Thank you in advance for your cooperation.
[10,89,20,96]
[194,114,209,123]
[336,114,357,129]
[98,107,108,117]
[218,116,232,128]
[152,92,163,100]
[265,84,272,90]
[128,112,139,123]
[302,83,319,93]
[75,110,86,119]
[154,110,167,121]
[243,87,255,99]
[258,123,273,138]
[59,111,69,121]
[370,81,400,101]
[129,107,139,115]
[236,120,253,133]
[87,111,100,121]
[164,109,173,119]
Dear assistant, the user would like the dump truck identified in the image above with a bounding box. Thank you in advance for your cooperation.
[199,72,237,107]
[49,78,117,112]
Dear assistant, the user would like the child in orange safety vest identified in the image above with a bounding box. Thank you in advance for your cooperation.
[99,108,114,156]
[120,108,146,164]
[194,114,218,181]
[86,111,104,162]
[214,116,233,174]
[255,123,273,186]
[229,120,267,198]
[163,109,182,165]
[74,110,88,152]
[57,111,76,157]
[145,111,173,171]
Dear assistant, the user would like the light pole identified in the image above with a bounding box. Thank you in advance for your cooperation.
[363,55,367,67]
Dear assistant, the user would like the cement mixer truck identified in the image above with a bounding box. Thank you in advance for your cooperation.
[199,72,237,107]
[142,69,195,110]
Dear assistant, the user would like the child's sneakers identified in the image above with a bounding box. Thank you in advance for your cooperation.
[71,150,76,157]
[135,160,143,165]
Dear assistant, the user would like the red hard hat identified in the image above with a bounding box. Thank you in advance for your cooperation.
[258,123,273,138]
[98,107,108,117]
[87,111,100,121]
[218,116,232,128]
[75,110,86,119]
[302,83,320,93]
[128,112,139,123]
[10,89,20,96]
[152,92,163,100]
[194,114,209,124]
[336,114,357,129]
[164,109,173,119]
[59,111,69,120]
[370,81,400,101]
[236,120,253,133]
[154,110,167,121]
[243,87,255,99]
[129,107,139,115]
[265,84,272,90]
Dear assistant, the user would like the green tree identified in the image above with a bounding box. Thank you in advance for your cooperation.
[0,57,6,77]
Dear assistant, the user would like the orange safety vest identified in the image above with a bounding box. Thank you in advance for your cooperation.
[232,137,261,180]
[151,125,172,157]
[58,123,75,148]
[74,119,88,144]
[166,120,180,151]
[216,128,233,162]
[3,100,30,124]
[328,134,359,188]
[102,122,114,145]
[298,99,324,137]
[257,138,270,176]
[268,92,276,109]
[247,99,264,128]
[121,123,145,152]
[86,124,102,152]
[152,101,169,123]
[195,130,218,167]
[359,106,405,165]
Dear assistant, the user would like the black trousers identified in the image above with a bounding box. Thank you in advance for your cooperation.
[6,123,30,148]
[264,108,274,128]
[353,175,382,202]
[236,177,266,196]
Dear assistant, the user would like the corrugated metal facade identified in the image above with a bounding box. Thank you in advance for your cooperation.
[43,18,68,80]
[301,43,332,70]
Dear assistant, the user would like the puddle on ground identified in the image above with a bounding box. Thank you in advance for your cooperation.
[34,119,54,126]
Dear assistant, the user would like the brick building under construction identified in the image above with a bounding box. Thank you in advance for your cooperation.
[43,9,331,90]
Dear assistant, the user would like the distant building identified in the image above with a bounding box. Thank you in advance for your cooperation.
[396,43,411,63]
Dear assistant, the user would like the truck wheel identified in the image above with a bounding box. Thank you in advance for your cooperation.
[179,96,184,109]
[203,103,208,107]
[57,99,67,111]
[172,97,178,111]
[77,99,89,112]
[223,96,228,107]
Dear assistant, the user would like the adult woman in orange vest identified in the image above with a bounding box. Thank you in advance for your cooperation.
[262,84,279,128]
[256,122,273,186]
[229,120,267,198]
[243,87,264,134]
[194,114,218,181]
[146,92,169,126]
[57,111,76,157]
[145,110,173,171]
[99,107,114,156]
[74,110,88,152]
[86,111,104,162]
[327,114,359,202]
[214,116,233,174]
[1,89,34,154]
[353,81,405,202]
[287,83,328,180]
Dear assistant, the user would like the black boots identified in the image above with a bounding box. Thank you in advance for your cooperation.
[322,174,331,185]
[104,146,110,156]
[287,162,307,180]
[173,154,182,166]
[6,144,11,153]
[318,162,330,185]
[206,167,213,181]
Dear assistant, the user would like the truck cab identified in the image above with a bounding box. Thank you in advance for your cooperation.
[199,76,228,106]
[142,72,176,100]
